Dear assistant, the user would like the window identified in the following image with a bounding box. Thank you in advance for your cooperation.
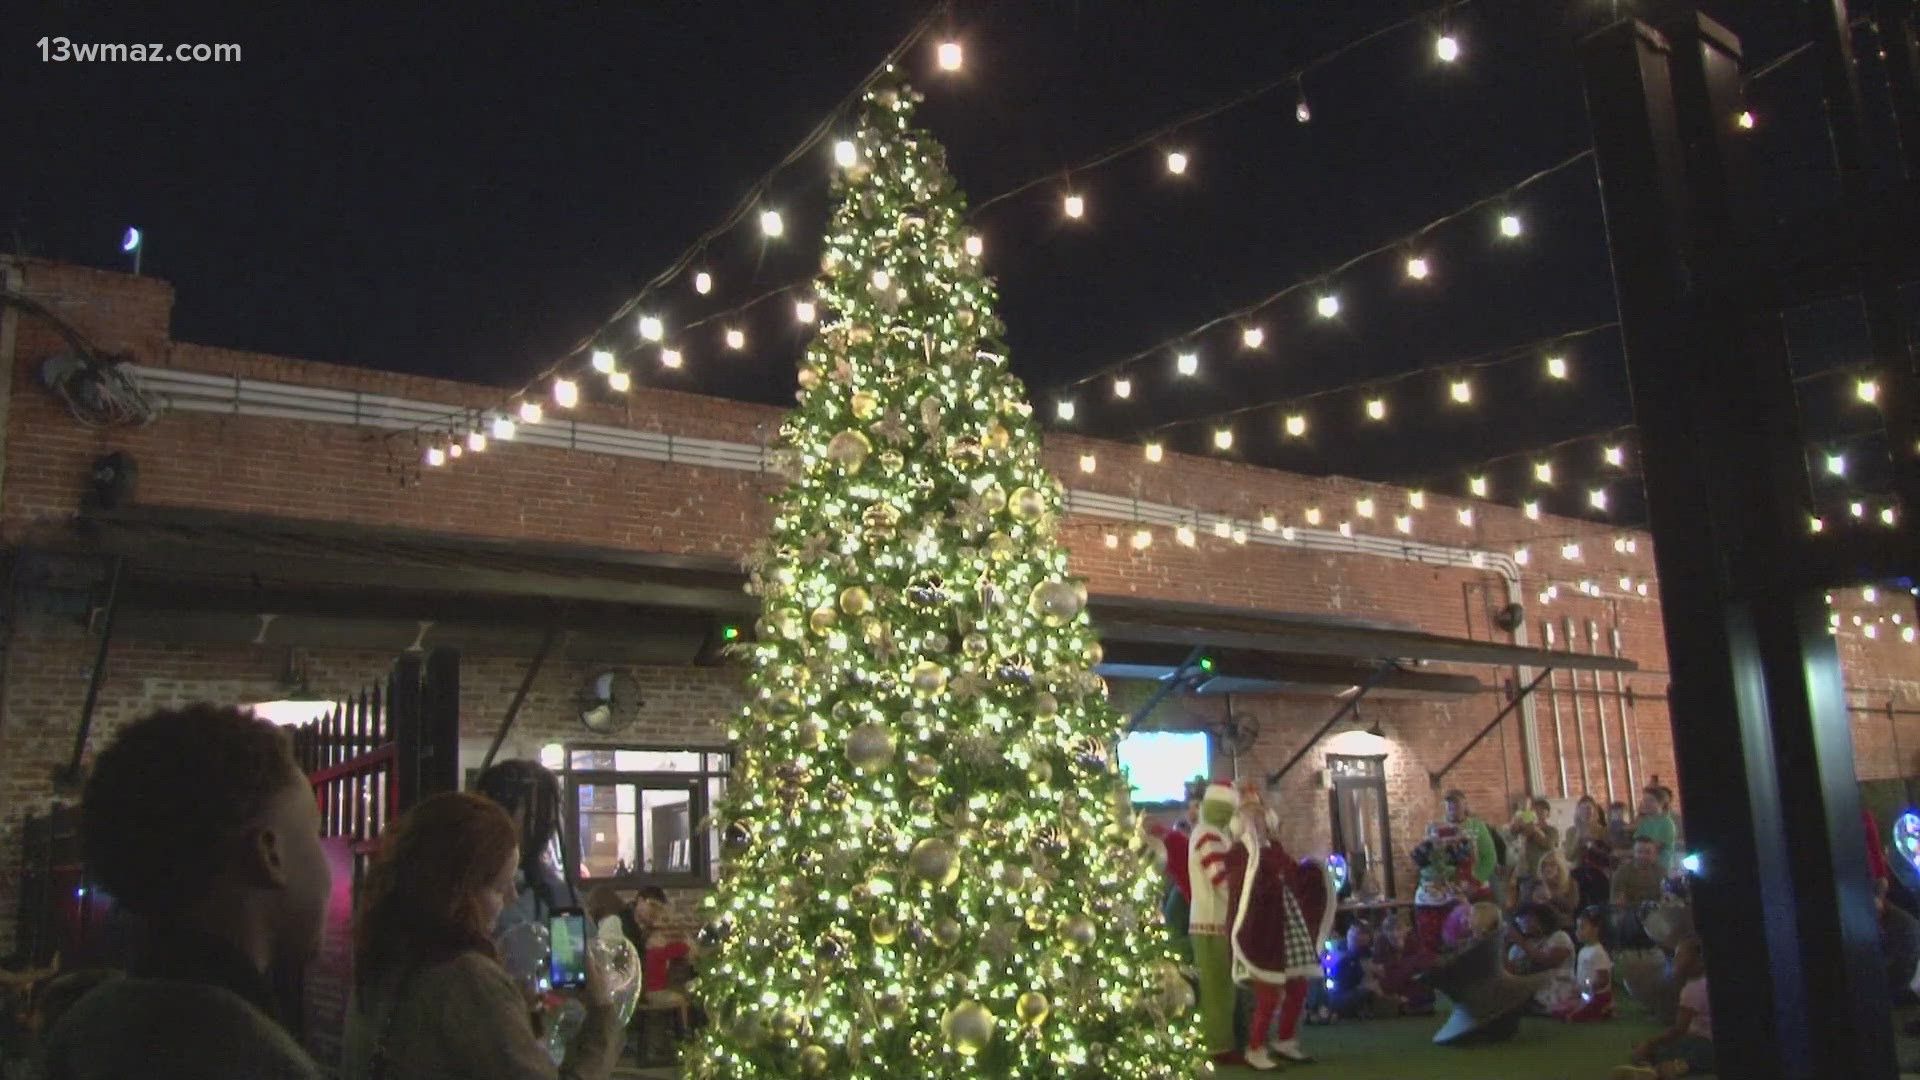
[542,743,731,886]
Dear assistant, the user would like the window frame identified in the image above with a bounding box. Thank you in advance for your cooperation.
[550,742,732,889]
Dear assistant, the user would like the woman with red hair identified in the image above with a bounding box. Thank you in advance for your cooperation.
[342,792,622,1080]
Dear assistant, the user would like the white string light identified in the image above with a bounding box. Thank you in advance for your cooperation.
[1133,528,1153,549]
[1304,507,1322,525]
[1395,514,1412,533]
[1112,377,1132,399]
[591,349,616,373]
[518,400,543,424]
[725,328,746,350]
[491,415,516,441]
[1409,491,1425,509]
[1436,33,1461,62]
[1104,531,1119,549]
[1366,398,1387,420]
[1144,441,1163,462]
[1242,326,1265,349]
[1534,461,1554,484]
[1316,294,1341,319]
[964,234,983,257]
[834,140,858,168]
[1514,547,1531,565]
[1356,497,1375,518]
[638,315,664,342]
[1469,475,1488,497]
[1604,445,1624,467]
[1214,427,1234,450]
[1284,414,1308,437]
[1165,150,1189,175]
[1451,379,1473,404]
[425,446,446,467]
[1079,453,1097,473]
[1562,542,1582,560]
[1826,453,1846,476]
[1339,521,1354,537]
[1232,527,1248,544]
[1056,400,1076,421]
[1213,520,1231,539]
[553,378,578,409]
[1857,378,1880,404]
[1524,500,1540,520]
[937,41,963,70]
[1261,510,1279,531]
[447,443,462,459]
[1865,586,1879,603]
[1405,255,1430,280]
[1456,507,1474,526]
[1882,507,1898,526]
[467,431,488,453]
[1177,525,1196,546]
[661,348,684,369]
[758,210,785,237]
[695,271,714,295]
[1499,213,1523,238]
[794,299,817,323]
[1736,110,1756,130]
[1281,525,1297,541]
[1176,351,1199,376]
[608,370,631,392]
[1851,500,1866,518]
[1063,193,1085,219]
[1546,355,1569,379]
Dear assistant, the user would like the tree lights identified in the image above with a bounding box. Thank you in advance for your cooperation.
[687,73,1200,1079]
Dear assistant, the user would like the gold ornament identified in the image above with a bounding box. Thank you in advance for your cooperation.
[860,503,900,542]
[908,754,941,786]
[846,722,897,772]
[984,422,1010,452]
[985,532,1015,561]
[826,430,872,470]
[909,837,960,886]
[941,1001,996,1056]
[909,794,936,817]
[1008,486,1047,522]
[839,586,873,616]
[1082,641,1104,667]
[798,1045,829,1075]
[931,917,962,948]
[909,661,949,696]
[797,367,821,391]
[1015,992,1051,1027]
[999,864,1025,890]
[797,717,826,750]
[1027,581,1083,626]
[980,484,1008,513]
[1033,692,1059,718]
[1024,907,1052,931]
[878,449,905,474]
[956,308,976,328]
[961,633,989,658]
[1061,914,1097,950]
[851,391,879,419]
[875,991,908,1020]
[870,913,900,945]
[772,1008,803,1039]
[809,606,838,635]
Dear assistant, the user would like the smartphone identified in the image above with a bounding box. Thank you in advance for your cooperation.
[547,908,589,990]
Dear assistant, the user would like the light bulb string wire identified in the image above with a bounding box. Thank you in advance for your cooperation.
[1056,146,1598,393]
[966,0,1474,218]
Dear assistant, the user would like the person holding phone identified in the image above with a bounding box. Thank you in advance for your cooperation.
[342,792,622,1080]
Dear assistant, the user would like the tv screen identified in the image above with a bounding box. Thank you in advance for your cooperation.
[1117,731,1210,804]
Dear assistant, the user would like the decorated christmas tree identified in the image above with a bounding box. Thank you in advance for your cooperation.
[686,69,1203,1080]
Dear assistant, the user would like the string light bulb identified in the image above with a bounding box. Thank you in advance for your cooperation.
[937,41,963,70]
[1112,377,1132,399]
[1295,84,1311,123]
[1339,521,1354,537]
[964,234,983,257]
[1562,542,1582,560]
[759,210,784,237]
[1469,475,1488,497]
[1176,525,1196,547]
[447,442,462,459]
[1176,351,1199,376]
[1356,497,1375,518]
[1736,110,1755,130]
[1826,453,1847,476]
[1366,398,1387,420]
[1316,294,1341,318]
[1213,520,1231,539]
[1409,491,1425,509]
[1144,441,1163,463]
[725,328,746,350]
[1451,379,1473,404]
[1242,326,1264,349]
[518,400,543,424]
[1395,515,1412,534]
[638,315,663,342]
[1604,445,1624,467]
[1882,507,1898,526]
[1534,461,1554,484]
[1079,453,1096,473]
[552,378,578,409]
[1524,500,1540,520]
[1810,515,1825,533]
[1285,414,1307,437]
[1499,213,1523,238]
[1304,507,1322,525]
[1104,532,1119,550]
[591,349,616,373]
[1165,150,1189,175]
[1905,626,1917,644]
[1514,547,1531,565]
[1261,510,1279,531]
[1589,488,1609,510]
[1851,501,1866,518]
[1232,527,1248,544]
[1132,528,1153,549]
[1457,507,1474,526]
[1546,355,1569,379]
[834,140,858,167]
[467,431,488,453]
[661,348,683,369]
[1063,193,1085,219]
[1281,526,1297,541]
[607,369,630,392]
[425,446,446,467]
[694,271,713,295]
[1055,400,1076,421]
[1436,34,1461,62]
[794,299,816,323]
[1214,427,1234,450]
[1857,378,1880,404]
[491,415,516,441]
[1405,255,1430,280]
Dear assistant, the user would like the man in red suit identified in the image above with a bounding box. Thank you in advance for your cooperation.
[1225,781,1337,1070]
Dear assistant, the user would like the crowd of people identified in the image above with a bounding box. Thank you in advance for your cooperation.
[12,704,698,1080]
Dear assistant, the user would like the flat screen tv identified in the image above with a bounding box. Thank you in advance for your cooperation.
[1116,731,1210,805]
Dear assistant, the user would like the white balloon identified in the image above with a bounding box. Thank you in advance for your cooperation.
[588,935,644,1026]
[496,922,552,998]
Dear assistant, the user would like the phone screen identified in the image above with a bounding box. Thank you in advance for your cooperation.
[547,909,589,990]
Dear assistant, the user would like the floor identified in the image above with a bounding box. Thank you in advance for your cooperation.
[611,1002,1920,1078]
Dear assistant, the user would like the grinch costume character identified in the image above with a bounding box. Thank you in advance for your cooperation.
[1224,794,1336,1069]
[1187,782,1240,1062]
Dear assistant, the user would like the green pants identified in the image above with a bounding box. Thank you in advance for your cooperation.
[1192,932,1234,1055]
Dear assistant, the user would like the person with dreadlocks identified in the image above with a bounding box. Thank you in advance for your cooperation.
[475,761,580,977]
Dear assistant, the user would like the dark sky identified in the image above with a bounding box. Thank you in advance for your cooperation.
[5,1,1889,524]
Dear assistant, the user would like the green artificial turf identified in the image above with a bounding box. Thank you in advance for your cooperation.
[1212,1011,1663,1080]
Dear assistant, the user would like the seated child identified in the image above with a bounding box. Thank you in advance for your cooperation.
[1555,906,1614,1022]
[1504,903,1577,1012]
[1614,937,1712,1079]
[1326,922,1380,1019]
[1373,914,1435,1015]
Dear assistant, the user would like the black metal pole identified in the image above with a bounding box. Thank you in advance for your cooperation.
[1124,646,1206,732]
[1266,664,1393,787]
[1428,669,1553,788]
[57,556,123,791]
[480,625,560,774]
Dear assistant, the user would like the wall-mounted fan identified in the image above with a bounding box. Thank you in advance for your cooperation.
[576,671,642,734]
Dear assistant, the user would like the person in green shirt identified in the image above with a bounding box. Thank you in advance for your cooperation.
[1633,786,1679,875]
[1443,789,1499,895]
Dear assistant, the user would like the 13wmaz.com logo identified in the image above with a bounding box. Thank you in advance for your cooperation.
[37,38,242,62]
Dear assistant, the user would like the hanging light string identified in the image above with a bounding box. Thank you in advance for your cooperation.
[1053,147,1596,395]
[967,0,1476,218]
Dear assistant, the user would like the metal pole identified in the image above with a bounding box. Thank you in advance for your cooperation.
[1563,616,1592,799]
[481,625,560,774]
[1612,626,1640,796]
[1543,620,1570,798]
[57,556,124,791]
[1589,618,1617,804]
[1267,665,1393,787]
[1429,669,1555,788]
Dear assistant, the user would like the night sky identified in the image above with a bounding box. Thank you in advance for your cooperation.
[6,1,1891,525]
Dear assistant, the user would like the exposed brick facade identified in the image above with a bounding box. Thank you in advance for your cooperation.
[2,258,1914,951]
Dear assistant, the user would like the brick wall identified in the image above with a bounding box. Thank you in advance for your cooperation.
[2,258,1914,953]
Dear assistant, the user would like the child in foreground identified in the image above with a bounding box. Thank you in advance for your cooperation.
[1555,906,1613,1022]
[1613,936,1712,1078]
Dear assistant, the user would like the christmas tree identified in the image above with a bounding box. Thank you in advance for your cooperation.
[686,69,1203,1080]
